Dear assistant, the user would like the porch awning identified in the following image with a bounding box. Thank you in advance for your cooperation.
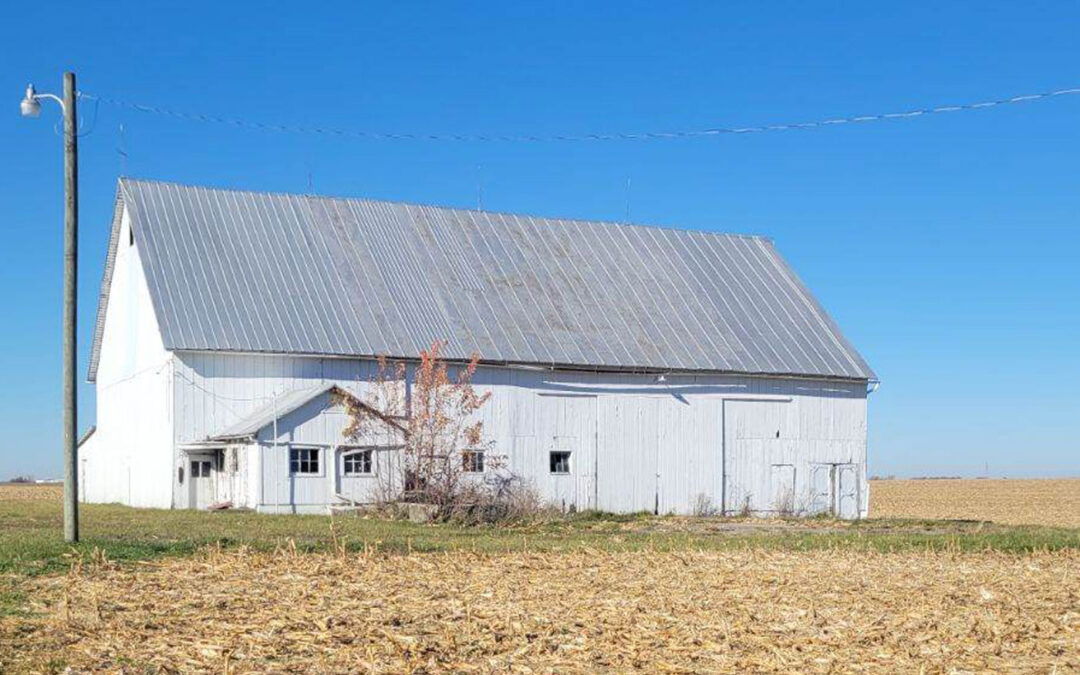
[206,382,358,441]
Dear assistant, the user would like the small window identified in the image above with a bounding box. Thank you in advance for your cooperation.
[462,450,485,473]
[128,224,134,247]
[289,447,320,475]
[178,465,185,484]
[343,449,373,476]
[190,460,211,478]
[550,451,571,474]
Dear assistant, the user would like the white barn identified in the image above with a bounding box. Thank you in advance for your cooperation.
[80,178,876,517]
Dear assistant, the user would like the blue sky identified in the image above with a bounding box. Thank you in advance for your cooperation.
[2,1,1077,479]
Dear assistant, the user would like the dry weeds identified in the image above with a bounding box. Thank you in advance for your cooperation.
[3,546,1077,674]
[872,478,1080,528]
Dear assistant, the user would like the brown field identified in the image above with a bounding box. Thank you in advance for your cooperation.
[871,478,1080,528]
[0,483,61,502]
[3,480,1079,673]
[6,547,1078,674]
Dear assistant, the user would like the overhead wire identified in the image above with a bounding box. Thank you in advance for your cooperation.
[75,85,1080,143]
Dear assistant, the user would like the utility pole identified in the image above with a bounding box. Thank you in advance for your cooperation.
[62,72,79,543]
[20,72,79,542]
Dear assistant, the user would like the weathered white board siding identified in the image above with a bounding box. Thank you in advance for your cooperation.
[81,208,174,508]
[199,444,256,510]
[171,351,868,516]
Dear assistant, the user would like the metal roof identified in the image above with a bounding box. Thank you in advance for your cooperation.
[206,382,337,440]
[205,381,400,442]
[89,178,874,382]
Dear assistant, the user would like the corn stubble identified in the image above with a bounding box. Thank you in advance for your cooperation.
[0,484,61,502]
[4,546,1077,674]
[872,478,1080,528]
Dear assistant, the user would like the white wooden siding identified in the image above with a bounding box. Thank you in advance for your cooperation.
[171,351,868,516]
[81,206,174,508]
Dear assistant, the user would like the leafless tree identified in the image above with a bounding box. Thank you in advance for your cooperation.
[340,341,505,517]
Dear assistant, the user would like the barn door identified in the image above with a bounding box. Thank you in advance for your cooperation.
[836,464,859,519]
[809,463,834,515]
[770,464,796,514]
[808,463,859,518]
[188,455,215,509]
[722,399,793,515]
[536,394,597,511]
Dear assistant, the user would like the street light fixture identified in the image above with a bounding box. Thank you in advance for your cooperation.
[20,74,79,544]
[20,85,42,117]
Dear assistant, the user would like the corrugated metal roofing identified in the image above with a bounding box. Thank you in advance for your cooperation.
[89,178,874,382]
[206,382,336,440]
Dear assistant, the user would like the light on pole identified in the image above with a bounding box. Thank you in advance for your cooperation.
[21,74,79,544]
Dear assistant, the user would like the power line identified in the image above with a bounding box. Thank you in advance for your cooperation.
[77,85,1080,143]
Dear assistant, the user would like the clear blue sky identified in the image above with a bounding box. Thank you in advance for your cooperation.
[3,1,1077,480]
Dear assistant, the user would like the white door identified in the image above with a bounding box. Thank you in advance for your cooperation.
[808,463,860,518]
[836,464,859,519]
[723,400,793,515]
[536,394,597,511]
[770,464,796,514]
[809,463,834,515]
[188,456,214,509]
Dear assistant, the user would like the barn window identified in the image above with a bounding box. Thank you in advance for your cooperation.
[462,450,485,473]
[128,225,134,247]
[289,447,320,475]
[549,451,571,474]
[178,465,184,484]
[189,459,211,478]
[343,449,373,475]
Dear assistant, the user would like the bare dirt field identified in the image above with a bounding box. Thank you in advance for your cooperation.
[7,547,1079,674]
[871,478,1080,528]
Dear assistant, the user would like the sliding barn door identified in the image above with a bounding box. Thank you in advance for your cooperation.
[535,394,597,511]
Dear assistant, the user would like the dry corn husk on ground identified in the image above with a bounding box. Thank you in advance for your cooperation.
[3,546,1077,674]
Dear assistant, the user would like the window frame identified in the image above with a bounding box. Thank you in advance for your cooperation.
[549,450,571,475]
[190,459,212,478]
[289,446,322,476]
[462,449,485,473]
[341,448,374,476]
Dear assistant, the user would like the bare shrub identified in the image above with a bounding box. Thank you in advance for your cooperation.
[446,474,556,526]
[692,493,719,517]
[341,341,541,524]
[738,495,753,518]
[773,489,796,518]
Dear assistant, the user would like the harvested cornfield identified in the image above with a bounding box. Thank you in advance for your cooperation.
[871,478,1080,527]
[3,546,1078,674]
[0,483,61,502]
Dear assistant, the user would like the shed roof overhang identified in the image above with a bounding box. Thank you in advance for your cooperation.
[204,382,406,443]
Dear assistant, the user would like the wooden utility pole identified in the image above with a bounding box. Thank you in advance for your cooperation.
[62,72,79,543]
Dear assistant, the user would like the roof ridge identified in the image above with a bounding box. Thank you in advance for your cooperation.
[117,176,772,242]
